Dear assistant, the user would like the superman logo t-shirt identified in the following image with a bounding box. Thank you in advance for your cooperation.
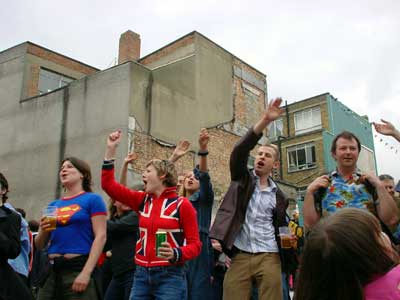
[47,192,107,255]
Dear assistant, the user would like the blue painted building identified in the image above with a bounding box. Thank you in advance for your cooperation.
[323,94,376,173]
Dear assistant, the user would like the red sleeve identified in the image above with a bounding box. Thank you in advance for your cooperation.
[178,198,202,262]
[101,167,146,213]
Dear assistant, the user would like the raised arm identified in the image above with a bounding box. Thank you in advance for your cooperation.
[169,140,190,163]
[119,152,138,186]
[198,128,209,172]
[102,130,146,212]
[253,98,284,135]
[230,98,284,181]
[373,119,400,142]
[195,128,214,204]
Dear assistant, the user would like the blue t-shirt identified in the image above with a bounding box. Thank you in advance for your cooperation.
[47,192,106,255]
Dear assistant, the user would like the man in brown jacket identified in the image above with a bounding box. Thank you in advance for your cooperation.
[210,98,294,300]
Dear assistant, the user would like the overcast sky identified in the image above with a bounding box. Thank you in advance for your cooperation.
[2,0,399,179]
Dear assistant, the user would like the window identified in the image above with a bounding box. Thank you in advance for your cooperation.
[358,145,376,174]
[267,118,283,141]
[38,68,74,94]
[294,107,322,135]
[247,156,255,169]
[287,143,316,172]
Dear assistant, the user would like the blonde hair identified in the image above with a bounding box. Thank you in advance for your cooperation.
[260,143,280,161]
[145,159,177,187]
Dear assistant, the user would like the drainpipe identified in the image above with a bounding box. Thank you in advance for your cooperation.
[145,73,154,134]
[278,135,284,180]
[285,101,290,137]
[56,88,69,199]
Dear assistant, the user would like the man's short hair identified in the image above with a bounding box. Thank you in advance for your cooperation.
[16,208,26,219]
[260,143,280,161]
[0,172,9,203]
[379,174,394,181]
[331,131,361,154]
[28,220,39,232]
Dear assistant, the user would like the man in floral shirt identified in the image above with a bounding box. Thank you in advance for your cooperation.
[303,131,398,229]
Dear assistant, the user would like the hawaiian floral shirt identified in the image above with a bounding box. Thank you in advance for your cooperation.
[321,170,377,218]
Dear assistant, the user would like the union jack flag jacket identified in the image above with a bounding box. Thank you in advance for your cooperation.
[101,165,201,267]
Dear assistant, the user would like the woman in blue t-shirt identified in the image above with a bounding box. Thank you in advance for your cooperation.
[35,157,107,300]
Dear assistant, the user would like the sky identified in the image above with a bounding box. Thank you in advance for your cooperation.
[2,0,400,179]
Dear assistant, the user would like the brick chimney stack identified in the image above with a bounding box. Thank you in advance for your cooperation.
[118,30,141,64]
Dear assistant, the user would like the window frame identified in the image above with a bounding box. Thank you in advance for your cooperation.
[294,106,322,135]
[287,142,317,172]
[267,118,283,141]
[38,68,75,95]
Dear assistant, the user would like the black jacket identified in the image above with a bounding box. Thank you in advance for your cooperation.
[0,205,32,299]
[105,210,139,276]
[0,205,21,260]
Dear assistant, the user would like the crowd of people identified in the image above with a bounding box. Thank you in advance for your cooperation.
[1,98,399,300]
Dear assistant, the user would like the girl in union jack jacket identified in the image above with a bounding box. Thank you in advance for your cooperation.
[101,130,201,300]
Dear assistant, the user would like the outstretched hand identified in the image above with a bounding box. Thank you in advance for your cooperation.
[174,140,190,158]
[199,128,209,151]
[264,97,284,122]
[253,97,284,135]
[105,130,122,160]
[124,152,138,164]
[169,140,190,163]
[373,119,398,137]
[107,130,122,149]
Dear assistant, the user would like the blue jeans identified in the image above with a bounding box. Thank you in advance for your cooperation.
[130,265,187,300]
[186,232,211,300]
[105,270,134,300]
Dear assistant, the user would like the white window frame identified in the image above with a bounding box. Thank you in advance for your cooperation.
[294,107,322,135]
[267,118,283,141]
[287,142,317,172]
[358,145,377,174]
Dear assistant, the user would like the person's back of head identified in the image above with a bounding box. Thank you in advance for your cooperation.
[295,208,398,300]
[15,207,26,219]
[28,219,39,233]
[379,174,395,197]
[0,172,9,204]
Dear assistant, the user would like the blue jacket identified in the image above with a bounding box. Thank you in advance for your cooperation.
[5,203,31,277]
[189,166,214,234]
